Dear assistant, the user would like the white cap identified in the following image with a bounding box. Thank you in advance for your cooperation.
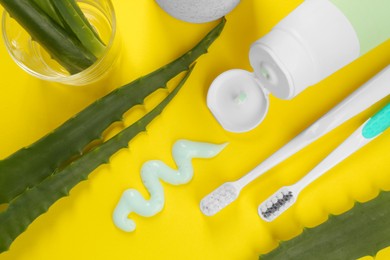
[207,69,269,133]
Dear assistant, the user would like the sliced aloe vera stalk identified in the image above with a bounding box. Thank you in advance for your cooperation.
[52,0,106,57]
[261,191,390,260]
[31,0,83,40]
[0,66,194,253]
[31,0,64,27]
[65,0,104,44]
[0,18,226,204]
[0,0,97,74]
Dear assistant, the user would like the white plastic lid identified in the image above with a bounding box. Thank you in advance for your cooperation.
[207,69,269,133]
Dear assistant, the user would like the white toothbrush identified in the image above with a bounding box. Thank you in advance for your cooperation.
[259,102,390,221]
[200,66,390,216]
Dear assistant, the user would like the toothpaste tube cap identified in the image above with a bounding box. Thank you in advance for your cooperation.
[207,69,269,133]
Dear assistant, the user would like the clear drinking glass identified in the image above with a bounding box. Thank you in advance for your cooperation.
[1,0,120,86]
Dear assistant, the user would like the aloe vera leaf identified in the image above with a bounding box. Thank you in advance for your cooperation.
[51,0,106,57]
[0,18,226,204]
[261,191,390,260]
[0,66,193,253]
[31,0,64,27]
[0,0,97,74]
[65,0,104,45]
[32,0,78,39]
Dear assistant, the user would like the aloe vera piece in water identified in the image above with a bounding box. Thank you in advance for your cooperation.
[31,0,64,27]
[0,19,226,204]
[0,0,97,74]
[31,0,95,43]
[65,0,105,44]
[261,191,390,260]
[0,66,193,253]
[52,0,106,57]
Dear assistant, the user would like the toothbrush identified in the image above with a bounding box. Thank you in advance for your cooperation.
[200,65,390,216]
[259,102,390,222]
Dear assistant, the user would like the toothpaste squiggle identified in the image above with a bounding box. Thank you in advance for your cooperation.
[113,140,227,232]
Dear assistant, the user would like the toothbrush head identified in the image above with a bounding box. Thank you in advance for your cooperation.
[200,182,240,216]
[258,187,296,222]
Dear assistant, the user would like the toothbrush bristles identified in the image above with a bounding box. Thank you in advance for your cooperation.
[259,190,294,221]
[200,183,239,216]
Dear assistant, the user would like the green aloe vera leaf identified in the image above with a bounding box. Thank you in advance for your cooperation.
[261,191,390,260]
[34,0,102,43]
[65,0,104,45]
[31,0,64,27]
[0,18,226,204]
[52,0,106,57]
[0,66,193,253]
[0,0,97,74]
[33,0,79,39]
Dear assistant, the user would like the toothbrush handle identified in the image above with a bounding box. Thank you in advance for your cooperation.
[362,103,390,139]
[238,66,390,188]
[299,103,390,189]
[307,66,390,136]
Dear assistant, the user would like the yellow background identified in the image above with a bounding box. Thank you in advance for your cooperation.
[0,1,390,259]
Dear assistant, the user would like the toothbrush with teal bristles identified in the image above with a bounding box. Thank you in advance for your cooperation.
[259,102,390,222]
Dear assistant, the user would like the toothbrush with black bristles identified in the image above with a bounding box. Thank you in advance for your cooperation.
[200,66,390,217]
[259,102,390,222]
